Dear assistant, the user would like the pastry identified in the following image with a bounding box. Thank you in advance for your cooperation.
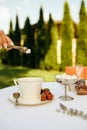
[75,79,87,95]
[41,94,46,101]
[40,88,53,101]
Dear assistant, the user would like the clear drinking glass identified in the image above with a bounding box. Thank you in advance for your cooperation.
[76,66,83,79]
[56,77,77,101]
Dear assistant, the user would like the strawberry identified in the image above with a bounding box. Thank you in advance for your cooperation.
[41,94,46,101]
[46,93,53,100]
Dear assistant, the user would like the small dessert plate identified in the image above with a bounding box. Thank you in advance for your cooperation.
[8,95,53,106]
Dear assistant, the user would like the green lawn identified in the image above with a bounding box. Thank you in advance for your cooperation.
[0,64,62,89]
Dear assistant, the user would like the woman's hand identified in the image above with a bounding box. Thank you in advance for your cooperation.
[0,30,14,50]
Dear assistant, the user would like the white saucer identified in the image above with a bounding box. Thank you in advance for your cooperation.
[8,95,53,106]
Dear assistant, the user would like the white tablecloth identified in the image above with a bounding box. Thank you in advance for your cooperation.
[0,82,87,130]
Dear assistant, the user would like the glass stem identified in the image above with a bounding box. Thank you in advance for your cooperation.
[65,84,67,98]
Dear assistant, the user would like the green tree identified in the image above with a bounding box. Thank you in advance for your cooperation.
[22,17,36,67]
[14,14,21,45]
[76,0,87,65]
[36,7,47,68]
[8,19,14,40]
[13,14,21,66]
[44,22,58,70]
[46,13,54,51]
[37,6,44,28]
[7,19,15,65]
[60,1,74,71]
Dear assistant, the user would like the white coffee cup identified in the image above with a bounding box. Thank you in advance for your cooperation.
[14,77,43,101]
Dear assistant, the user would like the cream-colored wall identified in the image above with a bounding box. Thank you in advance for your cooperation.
[57,40,61,64]
[57,38,77,66]
[72,38,77,66]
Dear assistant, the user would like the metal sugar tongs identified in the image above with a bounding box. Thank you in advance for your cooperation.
[7,45,31,54]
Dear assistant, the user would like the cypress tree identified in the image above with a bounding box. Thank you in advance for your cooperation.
[60,1,74,71]
[44,21,58,70]
[46,13,54,51]
[22,17,36,67]
[36,7,47,68]
[37,6,44,28]
[14,14,21,45]
[76,0,87,65]
[8,19,14,40]
[7,19,15,65]
[13,14,21,66]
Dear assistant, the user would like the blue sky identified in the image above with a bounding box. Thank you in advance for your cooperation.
[0,0,87,34]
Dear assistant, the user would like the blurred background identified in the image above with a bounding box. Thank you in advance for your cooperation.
[0,0,87,88]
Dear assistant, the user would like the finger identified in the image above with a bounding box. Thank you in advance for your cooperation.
[0,34,2,41]
[0,35,2,49]
[0,31,8,49]
[0,30,6,44]
[0,36,2,46]
[0,30,4,34]
[2,43,8,49]
[0,45,2,49]
[5,36,14,46]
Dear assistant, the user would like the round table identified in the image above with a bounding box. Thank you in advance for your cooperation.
[0,82,87,130]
